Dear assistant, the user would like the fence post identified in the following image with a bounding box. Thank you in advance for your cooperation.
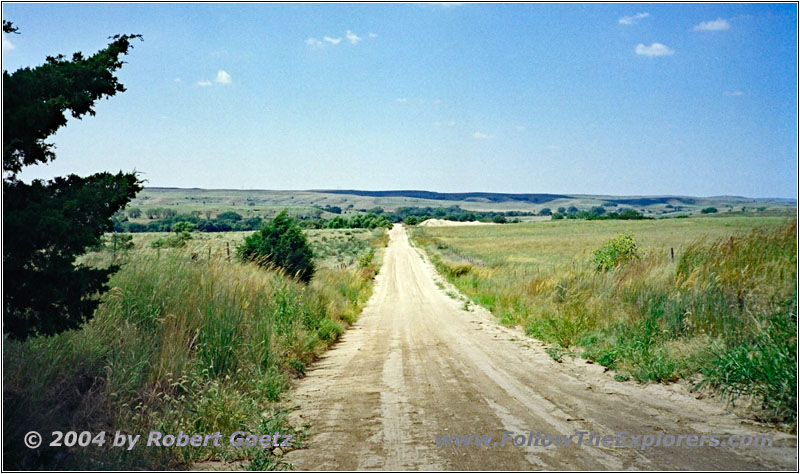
[670,247,674,262]
[208,246,211,264]
[226,242,231,261]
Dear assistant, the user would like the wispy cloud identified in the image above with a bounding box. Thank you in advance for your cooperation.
[345,30,362,45]
[724,90,744,97]
[396,98,407,103]
[546,144,560,150]
[693,19,731,31]
[307,30,373,48]
[515,125,526,131]
[635,43,674,57]
[174,77,181,83]
[196,80,212,87]
[305,37,323,49]
[473,131,494,139]
[619,12,649,25]
[215,70,232,85]
[2,35,15,51]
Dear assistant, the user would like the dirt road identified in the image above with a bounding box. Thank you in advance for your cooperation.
[284,225,796,470]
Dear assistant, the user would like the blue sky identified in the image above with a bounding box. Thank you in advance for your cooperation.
[3,3,797,197]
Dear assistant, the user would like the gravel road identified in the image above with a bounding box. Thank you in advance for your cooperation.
[284,224,796,470]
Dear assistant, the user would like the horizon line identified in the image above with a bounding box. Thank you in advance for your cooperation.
[139,187,798,202]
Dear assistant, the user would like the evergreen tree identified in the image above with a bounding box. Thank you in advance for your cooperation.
[3,22,143,338]
[238,211,315,282]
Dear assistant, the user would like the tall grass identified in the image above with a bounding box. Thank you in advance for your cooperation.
[413,218,796,425]
[4,229,385,469]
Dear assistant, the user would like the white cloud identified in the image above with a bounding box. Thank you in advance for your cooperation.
[693,19,730,31]
[305,37,323,49]
[724,90,744,96]
[635,43,674,57]
[2,35,15,51]
[515,125,526,130]
[433,98,442,104]
[473,131,494,139]
[197,80,212,87]
[546,144,560,150]
[174,78,181,83]
[215,70,232,85]
[308,30,374,48]
[447,120,456,126]
[345,30,362,44]
[395,98,407,103]
[619,12,649,25]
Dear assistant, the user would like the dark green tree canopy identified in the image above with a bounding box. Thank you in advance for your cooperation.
[238,211,315,282]
[3,24,142,338]
[3,29,141,176]
[4,173,141,338]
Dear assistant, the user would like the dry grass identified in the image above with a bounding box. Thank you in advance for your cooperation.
[412,216,796,425]
[4,229,387,469]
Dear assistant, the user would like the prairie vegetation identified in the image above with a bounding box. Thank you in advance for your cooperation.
[412,216,796,426]
[127,187,795,224]
[4,227,387,469]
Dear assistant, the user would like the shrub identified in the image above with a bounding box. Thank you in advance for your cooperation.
[539,208,552,216]
[551,212,564,220]
[590,206,606,215]
[592,233,639,271]
[701,207,718,214]
[216,211,242,221]
[358,249,375,268]
[171,221,194,233]
[150,233,189,249]
[238,210,315,282]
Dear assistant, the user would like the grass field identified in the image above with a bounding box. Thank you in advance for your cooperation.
[411,215,797,426]
[125,188,796,223]
[89,228,383,271]
[4,228,387,470]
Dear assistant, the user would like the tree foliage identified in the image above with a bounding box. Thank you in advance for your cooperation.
[3,25,142,338]
[238,210,315,282]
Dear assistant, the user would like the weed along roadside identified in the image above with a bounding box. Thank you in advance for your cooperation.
[3,216,389,470]
[411,216,797,428]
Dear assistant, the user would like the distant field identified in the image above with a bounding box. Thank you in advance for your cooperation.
[411,215,797,424]
[412,215,790,271]
[126,188,796,223]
